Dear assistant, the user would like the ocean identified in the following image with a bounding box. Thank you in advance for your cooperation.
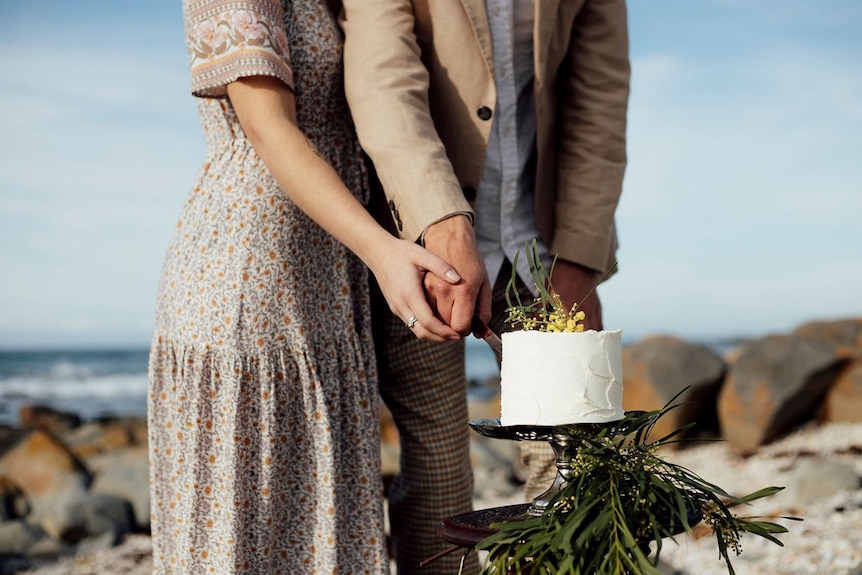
[0,349,151,426]
[0,340,501,427]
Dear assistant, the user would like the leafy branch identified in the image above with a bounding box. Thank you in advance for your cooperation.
[477,396,800,575]
[504,239,617,332]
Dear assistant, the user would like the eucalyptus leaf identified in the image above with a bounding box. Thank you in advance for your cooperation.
[476,396,795,575]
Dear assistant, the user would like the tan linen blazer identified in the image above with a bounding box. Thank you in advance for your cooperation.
[342,0,630,273]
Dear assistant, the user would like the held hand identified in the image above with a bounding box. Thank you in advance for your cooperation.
[550,259,604,332]
[225,77,464,341]
[369,237,463,342]
[422,215,491,336]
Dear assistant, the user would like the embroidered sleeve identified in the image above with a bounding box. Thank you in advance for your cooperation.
[184,0,294,98]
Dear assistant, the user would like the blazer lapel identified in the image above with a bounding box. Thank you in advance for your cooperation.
[459,0,495,76]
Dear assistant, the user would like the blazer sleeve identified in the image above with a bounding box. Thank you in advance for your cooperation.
[341,0,473,242]
[552,0,630,273]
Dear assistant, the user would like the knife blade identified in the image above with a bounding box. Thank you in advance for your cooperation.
[471,315,503,356]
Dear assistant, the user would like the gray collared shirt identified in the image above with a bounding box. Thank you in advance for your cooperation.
[475,0,550,293]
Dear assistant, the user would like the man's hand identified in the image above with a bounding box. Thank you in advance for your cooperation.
[550,259,604,331]
[422,215,491,335]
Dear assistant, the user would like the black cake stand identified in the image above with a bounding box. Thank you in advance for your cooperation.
[435,417,702,561]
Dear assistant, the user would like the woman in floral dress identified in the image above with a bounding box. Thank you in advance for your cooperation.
[148,1,462,573]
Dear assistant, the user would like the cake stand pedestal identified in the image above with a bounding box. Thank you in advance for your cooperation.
[433,417,701,574]
[432,418,622,573]
[467,418,620,515]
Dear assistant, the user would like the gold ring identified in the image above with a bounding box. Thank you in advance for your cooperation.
[406,316,418,329]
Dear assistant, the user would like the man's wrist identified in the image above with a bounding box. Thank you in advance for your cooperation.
[420,212,474,247]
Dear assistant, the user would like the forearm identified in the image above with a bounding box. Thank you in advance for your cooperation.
[341,0,471,241]
[227,77,395,270]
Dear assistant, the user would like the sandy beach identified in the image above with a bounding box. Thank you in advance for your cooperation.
[10,420,861,575]
[648,421,862,575]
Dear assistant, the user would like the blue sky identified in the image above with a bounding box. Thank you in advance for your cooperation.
[0,0,860,349]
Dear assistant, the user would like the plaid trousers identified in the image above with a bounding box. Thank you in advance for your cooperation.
[372,282,480,575]
[371,261,558,574]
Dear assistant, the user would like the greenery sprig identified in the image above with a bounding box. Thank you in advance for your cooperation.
[477,395,799,575]
[505,239,616,332]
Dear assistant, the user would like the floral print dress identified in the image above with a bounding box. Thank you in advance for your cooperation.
[147,1,388,573]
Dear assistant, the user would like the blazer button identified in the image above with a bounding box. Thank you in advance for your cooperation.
[462,186,477,202]
[477,106,493,121]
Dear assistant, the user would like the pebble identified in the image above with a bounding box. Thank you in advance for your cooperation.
[470,421,862,575]
[15,422,862,575]
[646,421,862,575]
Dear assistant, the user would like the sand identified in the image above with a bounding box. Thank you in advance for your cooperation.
[15,422,862,575]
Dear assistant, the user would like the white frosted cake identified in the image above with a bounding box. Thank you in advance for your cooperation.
[500,329,624,426]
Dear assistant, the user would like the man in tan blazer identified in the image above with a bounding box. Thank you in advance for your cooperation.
[342,1,629,572]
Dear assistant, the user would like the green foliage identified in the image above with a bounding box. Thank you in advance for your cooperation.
[477,398,798,575]
[504,239,617,332]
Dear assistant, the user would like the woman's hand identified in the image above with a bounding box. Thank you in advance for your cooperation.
[227,76,462,341]
[367,236,463,342]
[226,77,462,342]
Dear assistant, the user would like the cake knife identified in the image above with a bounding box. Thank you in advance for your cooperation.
[471,315,503,356]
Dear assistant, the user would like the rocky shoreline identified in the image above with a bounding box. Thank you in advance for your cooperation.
[7,421,862,575]
[2,317,861,574]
